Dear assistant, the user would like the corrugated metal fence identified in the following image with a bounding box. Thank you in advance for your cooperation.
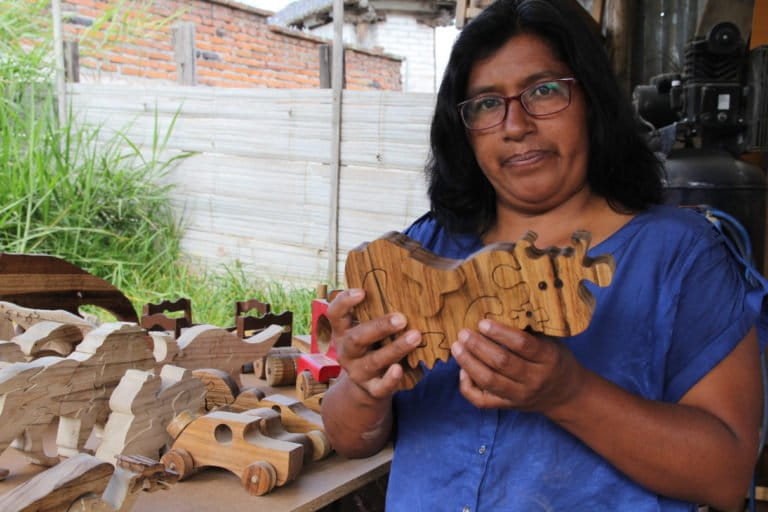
[68,84,434,284]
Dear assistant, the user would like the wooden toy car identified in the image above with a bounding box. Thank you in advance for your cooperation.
[161,410,304,496]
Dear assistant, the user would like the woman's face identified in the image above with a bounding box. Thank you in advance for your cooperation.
[465,33,591,216]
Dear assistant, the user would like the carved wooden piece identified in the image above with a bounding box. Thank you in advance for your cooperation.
[345,231,614,388]
[229,386,267,411]
[0,453,177,512]
[11,320,83,357]
[265,352,299,386]
[90,454,179,512]
[163,410,303,494]
[296,370,329,400]
[95,365,206,463]
[0,300,96,336]
[236,311,293,347]
[256,394,324,434]
[0,253,138,322]
[191,368,240,410]
[0,323,155,465]
[141,298,193,339]
[254,347,299,379]
[302,392,324,414]
[244,407,315,463]
[0,453,114,511]
[0,341,26,363]
[162,323,282,377]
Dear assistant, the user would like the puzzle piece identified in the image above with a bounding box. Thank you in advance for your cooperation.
[345,231,614,389]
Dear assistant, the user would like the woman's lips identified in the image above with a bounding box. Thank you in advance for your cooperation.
[502,150,549,167]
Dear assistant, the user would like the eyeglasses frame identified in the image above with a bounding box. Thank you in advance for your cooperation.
[457,77,578,131]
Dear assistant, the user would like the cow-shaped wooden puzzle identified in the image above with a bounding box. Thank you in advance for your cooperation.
[345,231,615,389]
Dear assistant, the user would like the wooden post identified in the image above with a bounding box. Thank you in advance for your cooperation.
[604,0,633,95]
[319,44,331,88]
[63,41,79,83]
[51,0,67,125]
[173,22,196,86]
[327,0,344,285]
[754,0,768,48]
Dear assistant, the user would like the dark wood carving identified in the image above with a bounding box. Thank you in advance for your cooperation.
[345,231,615,389]
[0,253,137,323]
[141,298,193,338]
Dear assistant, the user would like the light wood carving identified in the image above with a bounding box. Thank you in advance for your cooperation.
[0,453,114,512]
[345,231,615,389]
[162,409,304,495]
[191,368,240,410]
[254,395,331,461]
[302,392,324,414]
[0,323,155,468]
[256,395,323,434]
[0,341,26,363]
[95,365,206,463]
[0,300,95,336]
[11,320,83,357]
[0,453,177,512]
[243,407,316,463]
[166,324,283,377]
[254,346,299,379]
[229,386,267,412]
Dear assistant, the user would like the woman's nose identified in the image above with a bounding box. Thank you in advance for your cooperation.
[501,99,535,139]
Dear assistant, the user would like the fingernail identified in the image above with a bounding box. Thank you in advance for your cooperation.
[349,288,364,298]
[458,329,469,342]
[459,368,467,381]
[478,319,491,333]
[405,331,420,345]
[390,313,406,328]
[451,342,463,357]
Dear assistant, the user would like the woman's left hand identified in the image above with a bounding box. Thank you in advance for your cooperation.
[450,318,587,413]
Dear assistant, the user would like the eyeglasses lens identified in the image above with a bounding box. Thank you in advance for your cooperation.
[460,79,572,130]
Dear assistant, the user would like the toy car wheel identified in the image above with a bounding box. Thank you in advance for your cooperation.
[265,354,297,386]
[296,370,327,400]
[241,461,277,496]
[161,448,195,480]
[306,429,333,461]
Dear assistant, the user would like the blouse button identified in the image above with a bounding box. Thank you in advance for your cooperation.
[462,507,471,512]
[478,444,487,455]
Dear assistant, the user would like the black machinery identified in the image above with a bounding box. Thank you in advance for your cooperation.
[633,22,768,271]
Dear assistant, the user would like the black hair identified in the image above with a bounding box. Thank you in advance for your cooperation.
[427,0,663,236]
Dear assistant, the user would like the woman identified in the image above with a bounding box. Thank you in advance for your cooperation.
[322,0,768,510]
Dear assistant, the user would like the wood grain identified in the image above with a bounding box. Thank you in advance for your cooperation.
[0,254,137,323]
[95,365,206,463]
[345,231,614,389]
[164,410,304,492]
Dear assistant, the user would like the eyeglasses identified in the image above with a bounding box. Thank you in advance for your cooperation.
[457,77,577,131]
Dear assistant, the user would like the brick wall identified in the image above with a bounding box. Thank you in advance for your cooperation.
[60,0,402,90]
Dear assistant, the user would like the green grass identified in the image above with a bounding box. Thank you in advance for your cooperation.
[0,0,315,335]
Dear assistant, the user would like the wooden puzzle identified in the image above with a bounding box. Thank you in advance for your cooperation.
[151,323,283,377]
[95,365,206,463]
[0,323,155,468]
[345,231,614,389]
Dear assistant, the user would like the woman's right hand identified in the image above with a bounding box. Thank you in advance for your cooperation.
[327,288,422,400]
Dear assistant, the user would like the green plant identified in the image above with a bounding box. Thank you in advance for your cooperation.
[0,0,315,333]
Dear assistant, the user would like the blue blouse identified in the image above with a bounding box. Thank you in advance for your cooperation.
[385,204,768,511]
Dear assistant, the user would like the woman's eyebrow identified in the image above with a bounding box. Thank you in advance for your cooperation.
[465,69,569,98]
